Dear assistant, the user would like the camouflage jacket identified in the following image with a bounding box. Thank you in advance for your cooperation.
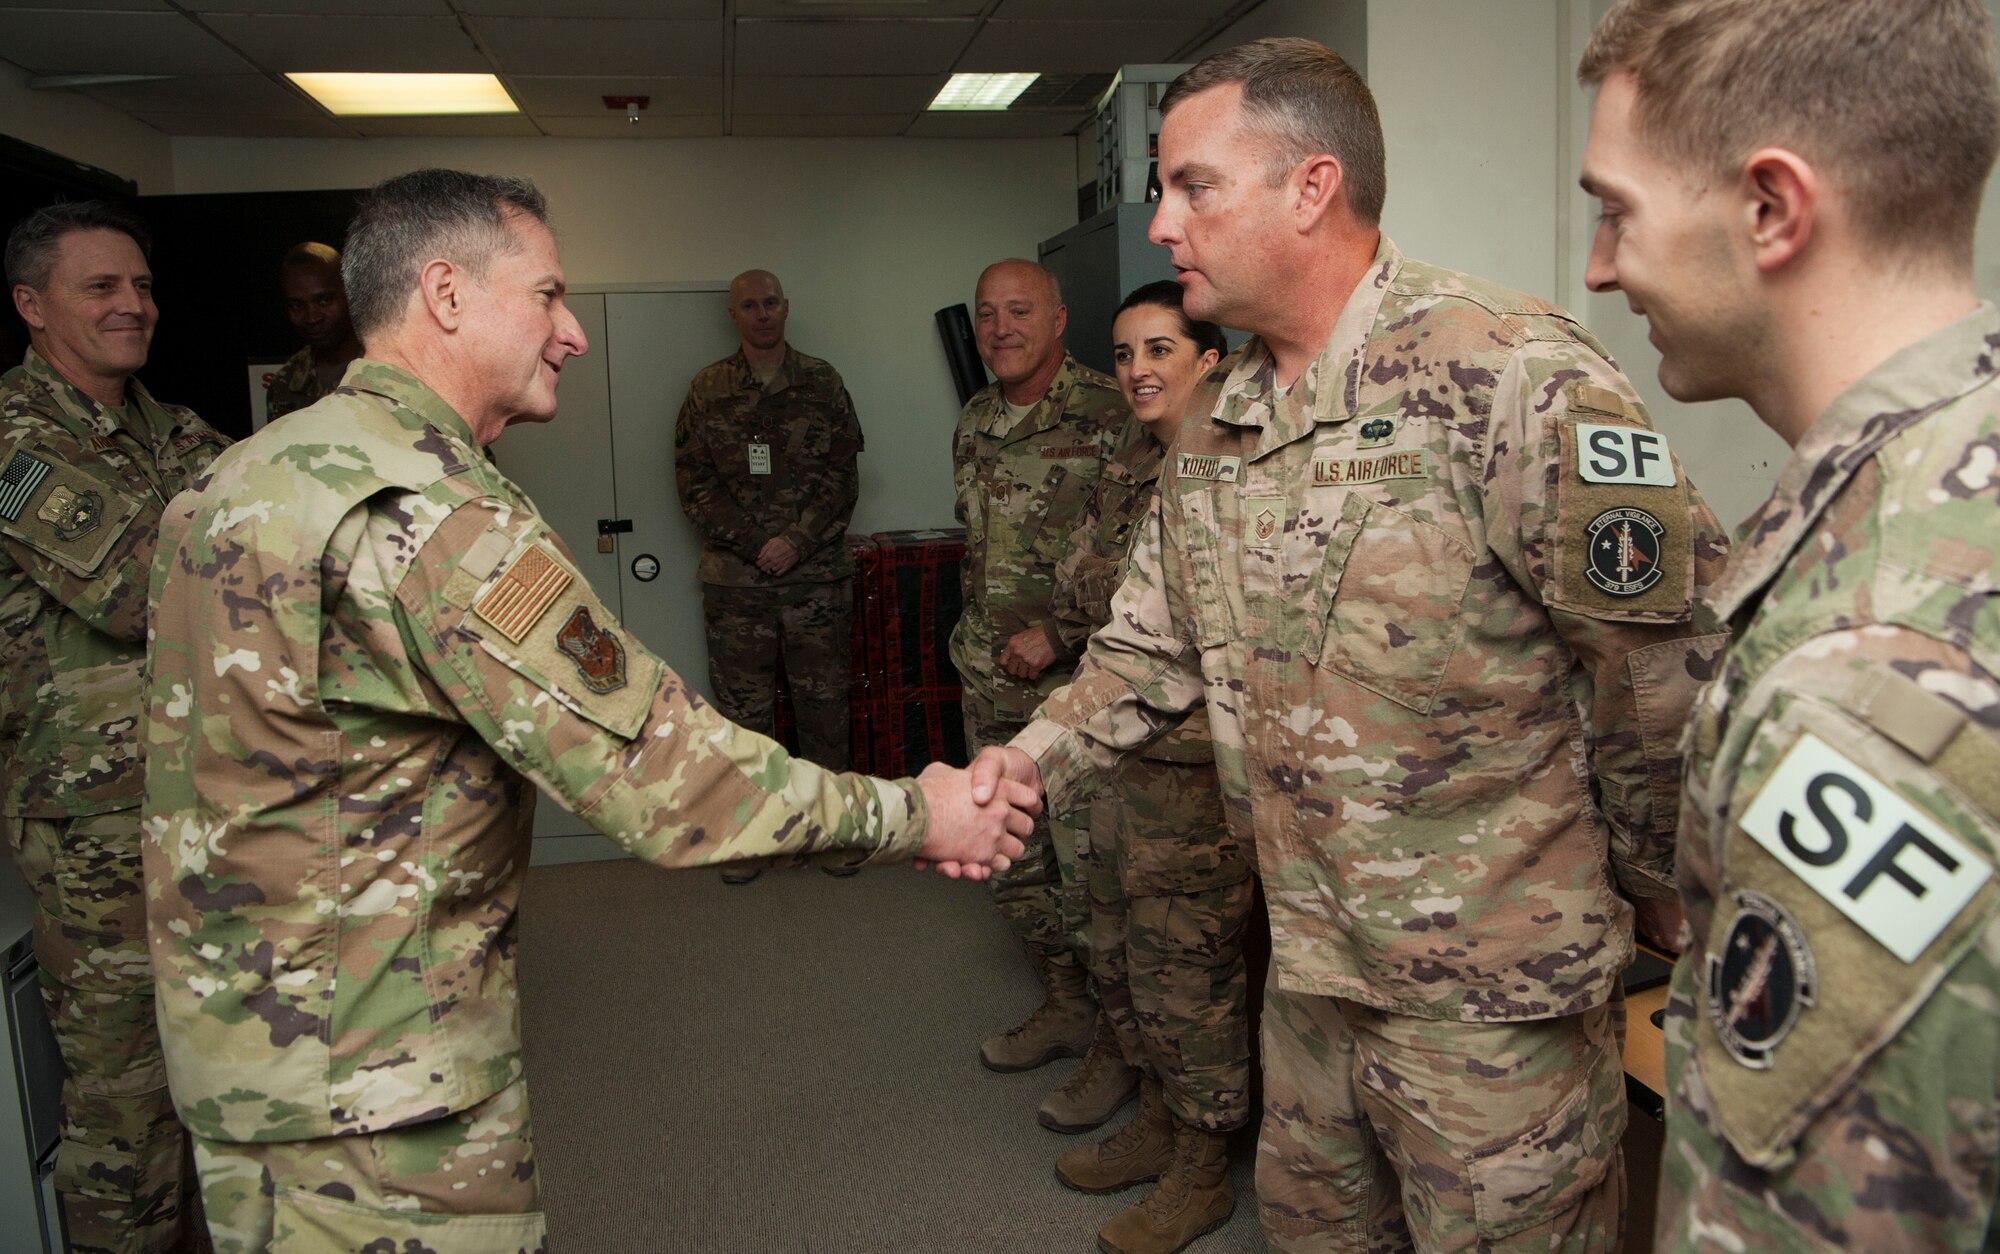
[143,361,926,1144]
[1051,414,1210,765]
[264,343,341,421]
[0,349,226,818]
[950,354,1128,720]
[674,345,862,586]
[1658,304,2000,1251]
[1015,237,1731,1020]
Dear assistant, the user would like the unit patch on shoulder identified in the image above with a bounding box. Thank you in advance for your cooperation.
[473,544,573,643]
[1584,507,1664,597]
[1177,453,1240,482]
[554,605,627,693]
[1577,423,1677,487]
[0,450,51,522]
[36,485,104,541]
[1706,890,1817,1069]
[1738,731,1993,963]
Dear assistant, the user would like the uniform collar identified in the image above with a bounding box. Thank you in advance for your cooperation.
[337,358,484,456]
[1206,235,1402,461]
[728,344,797,394]
[978,352,1084,442]
[1710,301,2000,624]
[15,347,176,443]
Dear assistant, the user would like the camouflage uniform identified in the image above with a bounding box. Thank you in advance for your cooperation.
[1013,238,1732,1250]
[145,361,929,1251]
[1052,414,1255,1131]
[1659,304,2000,1252]
[263,343,340,421]
[675,346,861,768]
[0,348,227,1254]
[951,354,1127,965]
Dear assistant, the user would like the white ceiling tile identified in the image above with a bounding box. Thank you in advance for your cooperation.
[133,111,352,137]
[82,73,322,116]
[907,110,1084,138]
[350,113,541,136]
[734,0,988,14]
[958,19,1205,74]
[732,74,940,115]
[466,0,721,15]
[732,113,909,136]
[507,76,719,117]
[473,18,721,77]
[199,14,487,71]
[994,0,1236,20]
[0,11,251,75]
[186,1,452,14]
[734,18,974,76]
[538,114,723,137]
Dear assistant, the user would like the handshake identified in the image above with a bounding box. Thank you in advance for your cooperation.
[910,747,1046,880]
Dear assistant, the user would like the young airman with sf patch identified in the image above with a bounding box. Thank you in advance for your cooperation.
[1581,0,2000,1247]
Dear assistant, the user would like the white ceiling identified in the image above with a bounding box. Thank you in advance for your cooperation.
[0,0,1264,139]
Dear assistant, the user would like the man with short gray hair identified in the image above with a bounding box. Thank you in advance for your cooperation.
[1,199,229,1254]
[143,167,1035,1250]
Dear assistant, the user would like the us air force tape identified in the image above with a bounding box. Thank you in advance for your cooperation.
[0,446,141,577]
[1553,384,1691,617]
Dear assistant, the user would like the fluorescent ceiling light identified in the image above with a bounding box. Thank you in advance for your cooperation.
[287,72,518,117]
[928,73,1039,112]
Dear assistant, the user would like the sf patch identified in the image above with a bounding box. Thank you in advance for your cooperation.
[1584,507,1664,597]
[36,484,103,541]
[555,605,628,693]
[1706,891,1817,1069]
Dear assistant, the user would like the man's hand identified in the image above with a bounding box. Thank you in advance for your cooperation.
[913,762,1037,880]
[998,626,1058,680]
[1633,896,1687,953]
[756,536,799,576]
[967,744,1043,807]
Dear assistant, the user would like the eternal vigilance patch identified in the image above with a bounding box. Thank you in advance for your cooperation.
[1706,891,1817,1069]
[1584,507,1664,597]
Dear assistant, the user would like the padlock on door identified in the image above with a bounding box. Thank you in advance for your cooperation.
[597,517,633,554]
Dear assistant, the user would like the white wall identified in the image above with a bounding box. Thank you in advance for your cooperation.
[0,60,174,192]
[169,134,1077,534]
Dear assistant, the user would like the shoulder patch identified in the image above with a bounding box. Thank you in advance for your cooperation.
[473,544,572,643]
[1553,412,1692,620]
[1739,731,1992,963]
[0,449,51,521]
[1706,890,1818,1069]
[1576,423,1676,486]
[0,447,143,577]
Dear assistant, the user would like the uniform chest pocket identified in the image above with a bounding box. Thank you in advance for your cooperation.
[1315,497,1473,714]
[1177,487,1235,649]
[1019,462,1091,558]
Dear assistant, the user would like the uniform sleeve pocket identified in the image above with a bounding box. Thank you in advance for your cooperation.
[0,452,143,578]
[1316,499,1472,714]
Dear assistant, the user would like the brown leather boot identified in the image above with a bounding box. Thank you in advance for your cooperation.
[1095,1120,1235,1254]
[980,954,1094,1072]
[1055,1075,1174,1194]
[1038,1014,1139,1132]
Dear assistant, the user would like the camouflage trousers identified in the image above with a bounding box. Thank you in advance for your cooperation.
[1256,978,1627,1253]
[192,1075,544,1254]
[1084,754,1254,1132]
[701,580,852,770]
[6,809,194,1254]
[961,684,1089,967]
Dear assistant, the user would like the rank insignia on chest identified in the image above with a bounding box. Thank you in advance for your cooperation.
[35,484,104,541]
[1705,891,1817,1069]
[1356,417,1397,448]
[473,544,573,643]
[556,605,628,693]
[1583,507,1665,596]
[1177,453,1240,483]
[0,450,51,522]
[1245,495,1286,546]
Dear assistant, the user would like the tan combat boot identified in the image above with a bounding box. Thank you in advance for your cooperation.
[1055,1075,1174,1193]
[1095,1120,1235,1254]
[979,954,1095,1072]
[1038,1014,1140,1132]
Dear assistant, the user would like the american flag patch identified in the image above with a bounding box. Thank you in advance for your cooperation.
[0,451,50,522]
[472,544,572,643]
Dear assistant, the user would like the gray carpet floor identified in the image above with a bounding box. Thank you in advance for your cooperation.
[517,855,1268,1253]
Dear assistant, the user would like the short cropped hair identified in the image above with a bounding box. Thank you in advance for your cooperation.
[281,240,341,277]
[5,201,152,292]
[1579,0,2000,264]
[1117,279,1228,359]
[342,169,549,338]
[1160,37,1386,226]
